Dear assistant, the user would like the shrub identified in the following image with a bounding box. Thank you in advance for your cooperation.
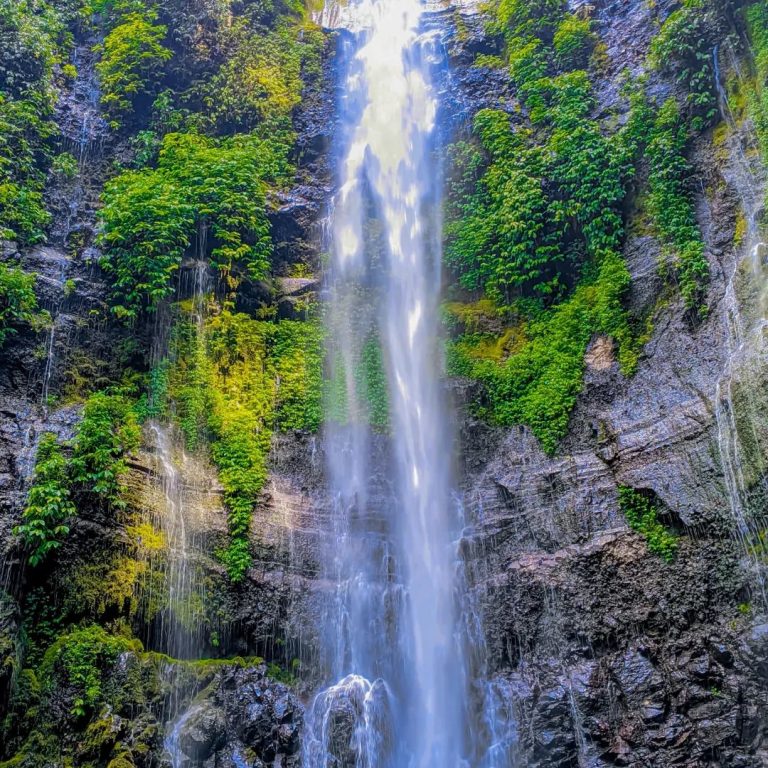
[447,251,636,454]
[648,0,718,130]
[618,486,678,561]
[552,14,594,69]
[95,10,172,127]
[646,98,709,314]
[71,391,141,504]
[0,263,45,345]
[99,132,288,318]
[0,0,63,244]
[204,22,323,134]
[39,625,137,716]
[14,433,75,566]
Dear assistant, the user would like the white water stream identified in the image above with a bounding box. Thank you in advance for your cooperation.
[303,0,470,764]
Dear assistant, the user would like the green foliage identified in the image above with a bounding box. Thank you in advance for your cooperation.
[271,320,324,432]
[152,308,323,581]
[95,9,172,127]
[491,0,565,40]
[444,0,649,453]
[51,151,78,179]
[552,14,595,69]
[747,2,768,165]
[649,0,718,131]
[618,486,678,562]
[0,0,67,243]
[447,251,636,453]
[39,625,137,716]
[0,263,45,345]
[14,434,75,566]
[646,98,709,315]
[99,132,289,319]
[204,21,324,134]
[71,391,141,504]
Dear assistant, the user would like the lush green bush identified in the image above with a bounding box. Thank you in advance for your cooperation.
[747,2,768,167]
[646,98,709,315]
[447,251,636,453]
[71,391,141,505]
[99,132,289,319]
[204,21,324,134]
[14,434,75,566]
[444,0,646,453]
[271,319,324,432]
[0,263,46,345]
[618,486,678,562]
[648,0,718,131]
[552,14,594,69]
[95,9,172,127]
[0,0,65,243]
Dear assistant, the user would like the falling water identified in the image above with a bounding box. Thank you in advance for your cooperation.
[712,43,768,600]
[304,0,468,764]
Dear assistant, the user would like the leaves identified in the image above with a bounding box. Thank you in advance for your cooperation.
[0,263,46,345]
[71,391,141,505]
[14,433,75,566]
[618,486,678,562]
[95,9,172,127]
[99,132,288,318]
[646,98,709,315]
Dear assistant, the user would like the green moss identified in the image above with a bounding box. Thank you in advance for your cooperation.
[618,486,678,562]
[39,625,139,717]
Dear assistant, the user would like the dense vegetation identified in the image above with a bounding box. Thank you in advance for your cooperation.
[443,0,725,453]
[149,306,323,580]
[2,0,325,759]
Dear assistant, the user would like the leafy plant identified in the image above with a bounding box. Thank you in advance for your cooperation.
[552,13,594,69]
[152,308,323,581]
[71,391,141,505]
[14,433,75,566]
[618,486,678,562]
[646,98,709,315]
[99,132,289,319]
[39,625,137,716]
[95,9,171,127]
[648,0,718,131]
[0,263,46,345]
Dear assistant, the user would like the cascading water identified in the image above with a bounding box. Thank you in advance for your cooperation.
[303,0,470,764]
[711,43,768,601]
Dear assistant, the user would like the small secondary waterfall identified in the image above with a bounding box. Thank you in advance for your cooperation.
[711,44,768,601]
[303,0,470,764]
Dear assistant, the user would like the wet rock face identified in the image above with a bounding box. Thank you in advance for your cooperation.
[171,665,303,768]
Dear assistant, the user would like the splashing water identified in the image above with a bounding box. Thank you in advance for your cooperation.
[303,0,469,764]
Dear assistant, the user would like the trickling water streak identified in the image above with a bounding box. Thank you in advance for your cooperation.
[712,43,768,602]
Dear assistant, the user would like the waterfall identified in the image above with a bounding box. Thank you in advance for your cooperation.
[303,0,468,764]
[711,43,768,602]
